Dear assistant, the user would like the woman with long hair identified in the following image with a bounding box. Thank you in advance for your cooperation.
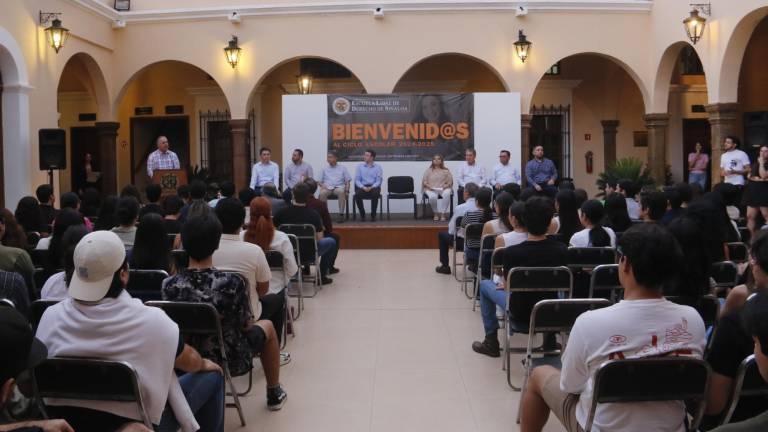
[243,197,298,295]
[422,154,454,221]
[602,192,632,233]
[746,145,768,234]
[570,200,615,247]
[664,217,712,301]
[482,191,513,236]
[40,209,84,273]
[550,189,581,241]
[40,225,89,300]
[0,208,28,250]
[94,196,118,231]
[130,213,175,275]
[14,196,45,247]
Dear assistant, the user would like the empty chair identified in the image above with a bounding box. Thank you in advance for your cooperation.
[125,269,169,302]
[472,235,500,309]
[451,216,466,282]
[284,234,304,318]
[461,223,485,297]
[589,264,623,302]
[278,224,320,297]
[33,357,153,428]
[265,249,295,346]
[386,176,417,219]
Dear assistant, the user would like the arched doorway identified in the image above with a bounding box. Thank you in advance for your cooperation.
[737,15,768,159]
[392,53,507,93]
[530,54,647,195]
[114,61,230,195]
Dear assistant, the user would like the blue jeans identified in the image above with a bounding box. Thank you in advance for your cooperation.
[689,172,707,190]
[317,236,337,275]
[157,371,224,432]
[479,279,507,335]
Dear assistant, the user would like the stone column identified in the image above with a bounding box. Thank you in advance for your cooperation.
[521,114,533,187]
[705,103,740,185]
[94,122,119,195]
[230,118,251,191]
[601,120,620,169]
[644,113,670,186]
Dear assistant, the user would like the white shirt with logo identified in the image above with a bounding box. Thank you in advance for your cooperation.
[720,149,751,186]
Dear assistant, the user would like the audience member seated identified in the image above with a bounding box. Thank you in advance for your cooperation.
[41,225,88,301]
[0,270,31,319]
[60,192,93,231]
[519,223,706,432]
[213,198,290,364]
[640,191,668,223]
[573,188,588,208]
[663,217,713,301]
[138,184,164,219]
[0,209,28,250]
[208,181,235,209]
[94,196,118,231]
[0,307,73,431]
[177,184,191,206]
[305,179,341,274]
[15,196,46,244]
[711,294,768,431]
[617,179,641,220]
[503,182,522,201]
[262,183,287,216]
[713,182,743,222]
[0,217,37,300]
[494,202,528,249]
[661,187,685,225]
[353,149,383,222]
[602,192,632,233]
[119,185,143,205]
[676,182,694,209]
[162,214,287,411]
[461,188,495,266]
[36,184,58,230]
[130,213,175,275]
[705,230,768,425]
[569,199,616,247]
[238,187,258,218]
[472,196,567,357]
[179,181,207,222]
[435,182,479,275]
[422,154,454,221]
[80,187,101,218]
[38,210,85,283]
[687,198,729,262]
[243,197,299,295]
[37,230,224,431]
[704,191,741,244]
[274,182,337,285]
[549,189,581,241]
[482,191,513,237]
[282,149,314,204]
[162,195,184,235]
[111,197,139,248]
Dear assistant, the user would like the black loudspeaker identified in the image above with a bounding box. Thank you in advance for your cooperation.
[39,129,67,170]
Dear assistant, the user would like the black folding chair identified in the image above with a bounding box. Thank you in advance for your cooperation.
[516,298,612,422]
[30,299,59,331]
[146,301,245,426]
[472,234,499,309]
[727,242,749,264]
[711,261,739,291]
[126,269,169,302]
[566,247,616,270]
[278,224,320,297]
[589,264,623,302]
[386,176,417,219]
[461,223,485,298]
[33,358,153,428]
[585,357,711,432]
[503,266,573,389]
[284,233,304,318]
[265,250,296,347]
[719,354,768,426]
[421,190,454,219]
[666,294,720,329]
[452,216,465,282]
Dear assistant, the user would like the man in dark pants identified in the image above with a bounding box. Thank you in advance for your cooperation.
[353,149,383,222]
[524,145,558,198]
[305,178,341,274]
[435,183,479,274]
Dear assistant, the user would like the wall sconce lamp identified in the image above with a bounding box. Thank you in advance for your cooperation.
[684,3,710,44]
[40,11,70,53]
[297,74,313,94]
[514,30,532,63]
[224,36,242,68]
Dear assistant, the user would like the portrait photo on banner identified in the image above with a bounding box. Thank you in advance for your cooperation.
[327,94,474,162]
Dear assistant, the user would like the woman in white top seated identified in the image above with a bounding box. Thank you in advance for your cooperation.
[482,192,513,237]
[495,201,528,248]
[569,199,616,248]
[242,197,299,295]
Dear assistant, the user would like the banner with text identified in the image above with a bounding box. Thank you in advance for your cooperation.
[327,94,473,161]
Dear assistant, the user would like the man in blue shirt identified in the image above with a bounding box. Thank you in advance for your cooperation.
[354,149,383,221]
[525,145,558,198]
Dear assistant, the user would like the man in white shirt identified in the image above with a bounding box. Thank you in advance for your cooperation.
[250,147,280,195]
[519,223,706,432]
[720,136,750,186]
[617,179,641,220]
[435,182,479,274]
[491,150,521,197]
[318,151,352,223]
[457,149,486,204]
[147,135,181,179]
[282,149,314,203]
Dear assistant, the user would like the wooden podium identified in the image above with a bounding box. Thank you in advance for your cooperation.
[152,169,188,198]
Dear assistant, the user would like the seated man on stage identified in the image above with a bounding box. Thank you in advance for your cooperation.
[491,150,521,198]
[146,135,180,179]
[525,145,558,198]
[318,151,351,223]
[250,147,280,196]
[283,149,313,203]
[435,182,479,275]
[457,148,486,205]
[353,149,383,222]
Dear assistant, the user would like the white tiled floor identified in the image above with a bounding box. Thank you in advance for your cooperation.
[225,249,564,432]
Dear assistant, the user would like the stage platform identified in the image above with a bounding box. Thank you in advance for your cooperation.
[333,213,447,249]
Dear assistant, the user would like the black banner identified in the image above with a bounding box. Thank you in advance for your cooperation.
[327,94,473,161]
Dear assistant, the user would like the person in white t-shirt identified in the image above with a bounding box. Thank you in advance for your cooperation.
[720,136,751,186]
[569,199,616,248]
[617,179,641,220]
[496,201,528,249]
[520,223,707,432]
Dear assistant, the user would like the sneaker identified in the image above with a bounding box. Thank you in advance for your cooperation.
[280,352,292,366]
[267,385,288,411]
[328,267,340,275]
[440,214,447,222]
[320,276,333,285]
[433,215,440,221]
[435,265,451,275]
[471,339,501,358]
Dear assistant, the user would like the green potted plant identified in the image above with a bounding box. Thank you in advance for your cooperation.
[596,157,655,196]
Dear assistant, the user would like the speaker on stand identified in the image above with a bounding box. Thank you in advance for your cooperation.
[39,129,67,192]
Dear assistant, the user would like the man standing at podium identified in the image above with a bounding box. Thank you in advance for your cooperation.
[147,135,181,178]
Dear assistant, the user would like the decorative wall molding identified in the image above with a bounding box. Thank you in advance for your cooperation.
[281,81,367,94]
[69,0,652,23]
[669,84,708,94]
[535,79,582,90]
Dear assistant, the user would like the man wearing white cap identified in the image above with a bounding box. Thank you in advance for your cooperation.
[36,231,225,432]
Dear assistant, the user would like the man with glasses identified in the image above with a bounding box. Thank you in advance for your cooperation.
[491,150,521,198]
[147,136,181,179]
[457,148,486,205]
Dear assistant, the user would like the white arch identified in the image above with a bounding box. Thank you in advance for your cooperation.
[391,51,509,94]
[0,25,32,208]
[718,6,768,104]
